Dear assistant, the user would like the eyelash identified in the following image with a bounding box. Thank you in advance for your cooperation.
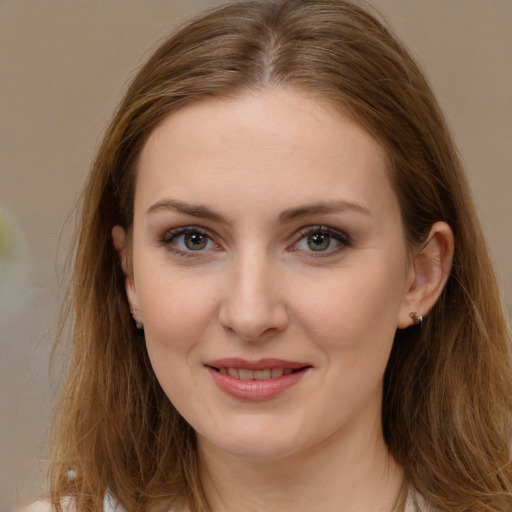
[159,226,220,258]
[159,225,351,258]
[290,226,351,257]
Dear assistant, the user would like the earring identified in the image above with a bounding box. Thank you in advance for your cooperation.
[409,311,423,325]
[131,309,143,330]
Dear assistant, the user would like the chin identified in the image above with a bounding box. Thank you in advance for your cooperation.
[195,418,312,462]
[210,438,304,461]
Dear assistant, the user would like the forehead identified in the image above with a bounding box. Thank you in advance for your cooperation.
[134,87,395,219]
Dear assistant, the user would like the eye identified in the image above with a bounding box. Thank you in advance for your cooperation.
[291,226,350,255]
[181,231,209,251]
[160,227,219,255]
[305,232,331,251]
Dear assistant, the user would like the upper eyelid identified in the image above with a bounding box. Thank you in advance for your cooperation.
[286,225,352,258]
[158,224,351,250]
[160,227,221,258]
[293,225,351,242]
[161,225,214,240]
[159,226,220,249]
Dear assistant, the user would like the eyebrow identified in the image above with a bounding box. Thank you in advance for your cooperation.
[145,198,371,224]
[146,199,229,223]
[278,200,371,223]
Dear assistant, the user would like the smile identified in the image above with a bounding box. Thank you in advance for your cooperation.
[205,359,311,400]
[215,367,295,380]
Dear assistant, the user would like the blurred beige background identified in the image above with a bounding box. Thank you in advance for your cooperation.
[1,1,510,509]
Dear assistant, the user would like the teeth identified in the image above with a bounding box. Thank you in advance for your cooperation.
[239,369,253,381]
[271,368,284,378]
[254,369,271,380]
[218,367,297,380]
[227,367,239,379]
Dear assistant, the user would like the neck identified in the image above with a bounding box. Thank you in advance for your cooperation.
[197,411,404,512]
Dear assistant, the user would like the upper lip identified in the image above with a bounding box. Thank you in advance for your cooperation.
[205,358,310,371]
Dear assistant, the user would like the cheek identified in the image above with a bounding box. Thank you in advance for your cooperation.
[135,263,219,353]
[136,268,219,411]
[296,261,406,355]
[294,264,406,417]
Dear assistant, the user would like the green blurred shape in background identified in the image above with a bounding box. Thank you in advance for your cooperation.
[0,206,32,312]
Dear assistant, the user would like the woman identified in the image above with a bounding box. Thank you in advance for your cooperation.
[31,0,512,511]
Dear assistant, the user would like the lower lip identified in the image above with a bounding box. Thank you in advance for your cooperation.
[206,367,309,401]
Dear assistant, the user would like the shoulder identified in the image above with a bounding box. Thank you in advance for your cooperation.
[13,498,75,512]
[13,502,54,512]
[13,492,124,512]
[13,494,179,512]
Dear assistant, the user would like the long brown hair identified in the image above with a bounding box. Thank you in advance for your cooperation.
[49,1,512,510]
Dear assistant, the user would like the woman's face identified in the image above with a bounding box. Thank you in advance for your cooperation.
[122,88,416,461]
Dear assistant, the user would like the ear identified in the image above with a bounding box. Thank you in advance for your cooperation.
[397,221,454,329]
[112,225,141,322]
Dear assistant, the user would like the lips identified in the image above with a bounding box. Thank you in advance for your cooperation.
[205,358,311,400]
[218,367,295,380]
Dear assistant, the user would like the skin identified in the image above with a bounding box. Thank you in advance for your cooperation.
[113,88,453,512]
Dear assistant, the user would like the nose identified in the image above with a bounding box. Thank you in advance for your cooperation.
[218,248,289,341]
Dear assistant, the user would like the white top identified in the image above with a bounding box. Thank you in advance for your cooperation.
[103,491,126,512]
[102,489,429,512]
[20,489,429,512]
